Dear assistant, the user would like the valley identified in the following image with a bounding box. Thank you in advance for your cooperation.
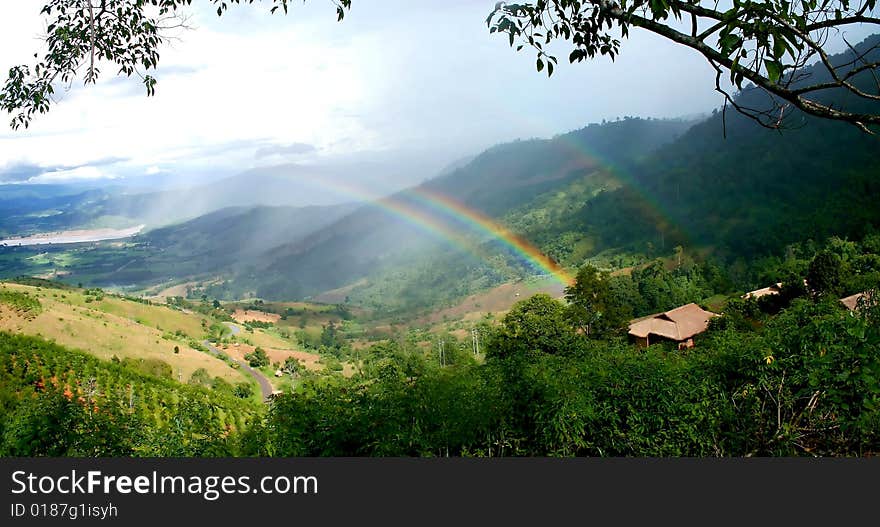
[0,33,878,458]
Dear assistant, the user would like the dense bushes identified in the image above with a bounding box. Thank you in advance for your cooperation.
[0,289,41,318]
[0,333,261,456]
[240,294,879,457]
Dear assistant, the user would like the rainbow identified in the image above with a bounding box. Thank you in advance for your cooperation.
[404,188,574,286]
[464,104,689,250]
[550,123,692,249]
[268,120,693,288]
[272,170,575,286]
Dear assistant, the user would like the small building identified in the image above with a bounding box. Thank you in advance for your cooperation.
[628,303,719,349]
[840,290,875,312]
[742,283,783,300]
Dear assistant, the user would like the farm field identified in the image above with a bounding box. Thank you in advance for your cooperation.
[0,282,244,383]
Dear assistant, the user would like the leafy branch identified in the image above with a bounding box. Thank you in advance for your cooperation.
[488,0,880,132]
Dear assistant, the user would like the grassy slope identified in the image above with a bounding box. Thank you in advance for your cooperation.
[408,276,566,327]
[0,282,245,383]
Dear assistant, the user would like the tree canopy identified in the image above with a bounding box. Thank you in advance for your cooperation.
[1,0,878,130]
[488,0,880,132]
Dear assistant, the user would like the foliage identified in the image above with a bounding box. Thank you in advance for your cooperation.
[0,332,260,456]
[564,264,630,337]
[188,367,212,387]
[119,357,173,380]
[807,250,844,299]
[244,347,269,368]
[0,289,42,319]
[243,288,880,456]
[488,294,580,360]
[488,1,880,130]
[3,232,880,457]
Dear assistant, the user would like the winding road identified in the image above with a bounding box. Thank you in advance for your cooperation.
[203,322,274,401]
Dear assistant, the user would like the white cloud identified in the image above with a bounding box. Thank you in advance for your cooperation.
[0,1,745,193]
[30,165,116,183]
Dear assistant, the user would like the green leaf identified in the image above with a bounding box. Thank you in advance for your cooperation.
[773,37,787,60]
[537,57,544,72]
[719,33,741,55]
[765,59,783,83]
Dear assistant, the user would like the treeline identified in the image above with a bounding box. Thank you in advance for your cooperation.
[238,293,878,456]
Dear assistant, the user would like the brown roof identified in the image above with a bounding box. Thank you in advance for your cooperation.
[742,283,782,300]
[628,303,719,341]
[840,290,875,311]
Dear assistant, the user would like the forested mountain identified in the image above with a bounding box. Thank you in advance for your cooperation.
[557,34,880,260]
[0,203,355,287]
[230,117,694,301]
[423,116,695,216]
[96,167,363,226]
[0,185,113,237]
[0,164,371,236]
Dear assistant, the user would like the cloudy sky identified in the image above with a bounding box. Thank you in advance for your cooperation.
[0,0,734,195]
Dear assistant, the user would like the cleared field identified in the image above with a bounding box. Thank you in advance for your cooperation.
[0,282,245,383]
[411,277,566,326]
[224,342,324,372]
[93,297,211,336]
[147,281,196,302]
[233,309,281,324]
[238,327,296,350]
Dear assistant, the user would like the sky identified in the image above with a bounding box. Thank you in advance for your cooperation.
[0,0,738,197]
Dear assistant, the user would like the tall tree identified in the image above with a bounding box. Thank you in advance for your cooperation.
[488,293,579,359]
[807,250,844,298]
[564,264,630,337]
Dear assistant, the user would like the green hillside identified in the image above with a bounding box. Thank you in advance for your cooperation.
[2,232,878,458]
[0,332,261,456]
[231,117,694,304]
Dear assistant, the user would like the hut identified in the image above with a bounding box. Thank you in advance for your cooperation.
[840,290,876,312]
[628,303,719,349]
[742,283,782,300]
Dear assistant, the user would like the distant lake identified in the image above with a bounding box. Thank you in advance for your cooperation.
[0,225,145,246]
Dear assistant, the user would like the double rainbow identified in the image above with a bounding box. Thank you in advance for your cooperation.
[281,172,575,286]
[270,122,691,288]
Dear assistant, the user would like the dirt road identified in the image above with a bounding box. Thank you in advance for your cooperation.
[203,327,273,401]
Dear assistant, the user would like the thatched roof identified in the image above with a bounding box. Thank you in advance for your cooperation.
[743,283,782,300]
[840,290,875,312]
[628,303,719,342]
